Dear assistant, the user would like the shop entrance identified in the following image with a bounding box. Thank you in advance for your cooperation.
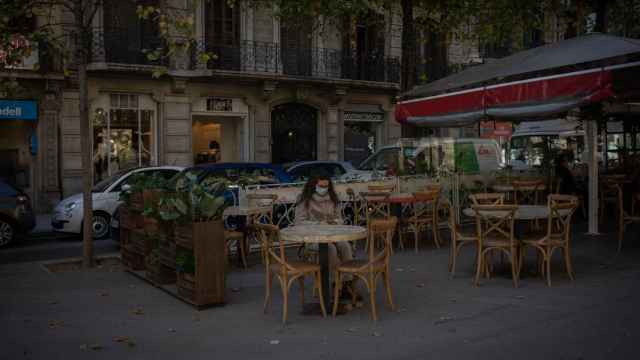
[192,116,240,164]
[271,103,317,164]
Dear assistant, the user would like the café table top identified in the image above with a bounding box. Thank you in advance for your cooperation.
[463,205,570,220]
[280,224,368,244]
[223,205,272,217]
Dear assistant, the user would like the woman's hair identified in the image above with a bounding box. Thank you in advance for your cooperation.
[298,175,339,209]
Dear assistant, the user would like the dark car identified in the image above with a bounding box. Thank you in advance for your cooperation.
[0,180,36,247]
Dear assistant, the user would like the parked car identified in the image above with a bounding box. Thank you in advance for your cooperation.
[357,138,503,179]
[284,161,365,182]
[0,180,36,247]
[52,166,183,239]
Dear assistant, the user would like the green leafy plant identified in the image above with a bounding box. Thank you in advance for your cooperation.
[176,249,195,274]
[158,172,231,223]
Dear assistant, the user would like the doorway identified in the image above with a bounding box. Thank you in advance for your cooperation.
[271,103,317,164]
[192,116,240,164]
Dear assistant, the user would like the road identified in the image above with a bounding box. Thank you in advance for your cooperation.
[0,233,119,264]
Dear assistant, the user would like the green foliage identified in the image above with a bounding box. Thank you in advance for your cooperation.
[158,172,231,223]
[176,249,195,274]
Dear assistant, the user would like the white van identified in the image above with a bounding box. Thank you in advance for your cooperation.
[351,138,503,180]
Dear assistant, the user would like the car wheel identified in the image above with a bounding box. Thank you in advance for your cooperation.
[0,219,15,247]
[92,213,110,239]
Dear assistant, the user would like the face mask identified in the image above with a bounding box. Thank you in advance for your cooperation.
[315,185,329,196]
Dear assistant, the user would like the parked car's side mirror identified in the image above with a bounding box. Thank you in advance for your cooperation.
[121,184,131,192]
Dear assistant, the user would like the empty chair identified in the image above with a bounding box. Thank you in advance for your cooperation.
[360,191,392,250]
[469,193,505,206]
[332,217,397,321]
[612,183,640,252]
[472,204,520,287]
[513,180,544,205]
[444,201,479,278]
[404,190,440,252]
[254,223,326,324]
[519,195,578,286]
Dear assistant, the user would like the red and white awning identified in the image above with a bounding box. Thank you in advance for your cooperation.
[394,64,640,127]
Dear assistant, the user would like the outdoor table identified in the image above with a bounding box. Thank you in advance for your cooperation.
[280,224,368,313]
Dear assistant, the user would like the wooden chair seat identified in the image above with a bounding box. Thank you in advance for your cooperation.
[337,259,385,273]
[224,230,243,239]
[224,230,247,269]
[482,236,513,248]
[268,260,320,274]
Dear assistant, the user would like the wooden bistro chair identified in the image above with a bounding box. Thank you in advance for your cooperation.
[405,190,440,252]
[360,191,392,250]
[253,223,327,324]
[368,183,396,193]
[472,204,520,288]
[613,183,640,252]
[469,193,505,206]
[519,195,578,286]
[332,217,397,321]
[444,201,479,278]
[553,178,586,218]
[513,179,544,205]
[246,193,278,263]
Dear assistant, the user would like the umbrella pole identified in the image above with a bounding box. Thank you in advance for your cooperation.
[585,119,600,235]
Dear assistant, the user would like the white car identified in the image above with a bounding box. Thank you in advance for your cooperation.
[284,161,369,182]
[52,166,183,239]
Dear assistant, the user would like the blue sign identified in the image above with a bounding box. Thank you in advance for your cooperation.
[0,100,38,121]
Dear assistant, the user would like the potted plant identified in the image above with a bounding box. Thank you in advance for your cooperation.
[160,172,231,305]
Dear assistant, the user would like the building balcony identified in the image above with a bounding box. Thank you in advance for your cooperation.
[90,28,167,67]
[190,39,400,83]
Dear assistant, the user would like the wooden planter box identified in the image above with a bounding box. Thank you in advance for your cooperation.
[146,262,176,285]
[174,220,226,306]
[130,229,153,256]
[143,217,159,234]
[122,246,145,270]
[130,193,144,212]
[158,233,176,269]
[143,189,161,211]
[120,208,143,230]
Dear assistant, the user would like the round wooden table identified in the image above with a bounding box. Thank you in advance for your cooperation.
[280,224,367,312]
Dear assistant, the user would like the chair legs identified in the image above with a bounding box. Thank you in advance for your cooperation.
[475,247,519,288]
[266,272,325,324]
[333,270,393,321]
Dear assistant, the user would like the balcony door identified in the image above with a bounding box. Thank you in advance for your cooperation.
[271,103,317,164]
[342,13,385,81]
[103,0,160,65]
[205,0,240,70]
[280,21,312,76]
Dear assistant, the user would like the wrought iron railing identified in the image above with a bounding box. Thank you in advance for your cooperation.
[90,28,167,66]
[191,39,400,83]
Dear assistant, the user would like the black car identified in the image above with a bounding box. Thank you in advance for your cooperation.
[0,180,36,247]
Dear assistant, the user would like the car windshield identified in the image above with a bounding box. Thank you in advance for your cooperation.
[92,169,132,192]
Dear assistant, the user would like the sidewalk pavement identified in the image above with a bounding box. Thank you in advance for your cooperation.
[1,223,639,360]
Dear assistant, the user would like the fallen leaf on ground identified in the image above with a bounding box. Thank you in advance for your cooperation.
[450,298,457,303]
[345,327,358,333]
[269,340,280,345]
[435,316,454,325]
[89,344,103,350]
[48,301,59,305]
[130,308,144,316]
[113,336,129,343]
[416,283,425,288]
[98,290,109,297]
[48,320,64,329]
[515,295,525,300]
[395,268,405,272]
[168,328,176,333]
[372,332,382,337]
[397,308,408,313]
[231,287,241,293]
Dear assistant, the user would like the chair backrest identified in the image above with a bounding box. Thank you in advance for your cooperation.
[413,190,439,219]
[472,205,518,245]
[513,180,543,205]
[253,223,292,273]
[366,216,398,269]
[368,184,396,193]
[360,191,391,224]
[469,193,505,206]
[247,193,278,223]
[546,194,578,241]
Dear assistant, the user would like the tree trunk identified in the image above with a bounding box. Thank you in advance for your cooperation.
[75,0,93,268]
[400,0,416,93]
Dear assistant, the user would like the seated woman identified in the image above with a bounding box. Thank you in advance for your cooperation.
[294,176,355,293]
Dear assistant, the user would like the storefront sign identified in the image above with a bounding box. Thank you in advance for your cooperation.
[480,120,512,139]
[0,100,38,121]
[344,111,384,122]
